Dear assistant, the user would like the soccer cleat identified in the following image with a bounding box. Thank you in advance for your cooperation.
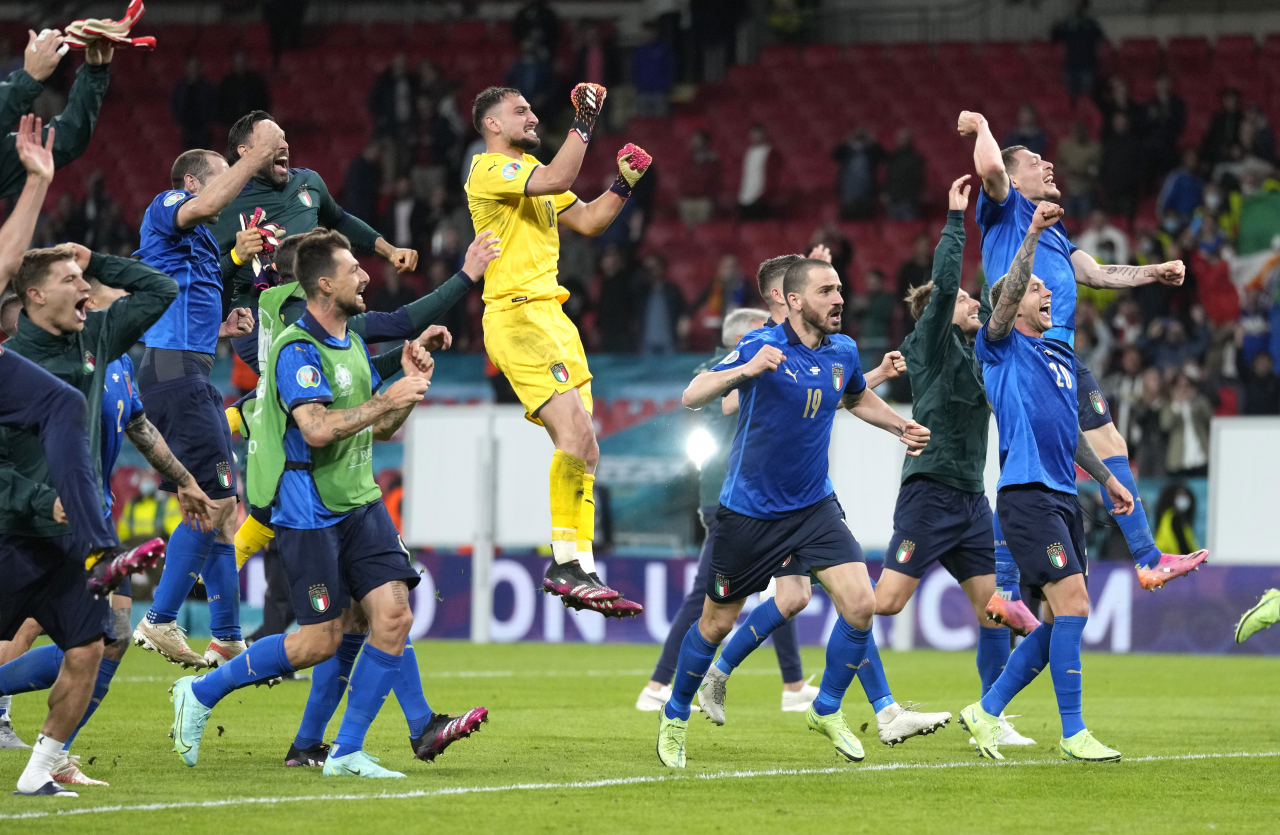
[322,749,405,778]
[543,560,619,602]
[86,538,165,597]
[0,716,30,749]
[1235,588,1280,643]
[875,701,951,746]
[1060,729,1121,762]
[203,637,246,668]
[656,711,687,768]
[636,684,672,711]
[13,780,77,797]
[781,675,820,712]
[563,593,644,619]
[696,666,729,725]
[50,753,108,786]
[805,707,864,762]
[134,619,208,668]
[284,741,329,767]
[1137,550,1209,592]
[412,707,488,762]
[985,593,1041,637]
[958,702,1004,760]
[169,675,212,767]
[971,713,1036,746]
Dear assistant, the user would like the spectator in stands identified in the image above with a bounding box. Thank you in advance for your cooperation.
[679,129,720,227]
[1241,103,1276,163]
[832,127,882,220]
[34,191,83,247]
[737,123,775,221]
[217,51,272,127]
[513,0,561,57]
[1153,483,1199,556]
[427,258,473,350]
[1201,87,1243,166]
[848,268,895,351]
[1056,120,1101,221]
[263,0,307,67]
[90,202,135,256]
[344,141,384,226]
[170,55,216,150]
[369,52,417,144]
[571,23,620,122]
[1074,298,1114,373]
[1160,371,1212,477]
[117,472,181,545]
[883,128,926,221]
[637,253,690,354]
[1051,0,1105,104]
[809,223,853,286]
[633,22,676,118]
[506,39,556,114]
[1141,316,1210,371]
[409,94,459,180]
[1191,233,1240,328]
[1003,104,1048,157]
[367,263,418,314]
[1133,367,1168,477]
[1100,111,1142,218]
[1095,76,1143,140]
[696,254,752,333]
[1157,147,1204,223]
[416,58,454,106]
[1242,350,1280,414]
[595,245,636,353]
[1103,345,1148,455]
[382,177,427,255]
[1142,71,1186,180]
[1077,208,1130,265]
[895,232,933,298]
[78,170,114,250]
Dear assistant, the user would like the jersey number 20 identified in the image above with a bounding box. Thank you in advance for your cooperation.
[802,388,823,418]
[1049,362,1073,389]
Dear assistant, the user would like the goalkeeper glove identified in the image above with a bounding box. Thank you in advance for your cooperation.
[609,143,652,199]
[569,82,606,144]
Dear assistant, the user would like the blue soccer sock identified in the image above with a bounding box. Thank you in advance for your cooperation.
[394,642,433,738]
[976,625,1011,698]
[1100,455,1161,569]
[714,598,787,676]
[0,644,64,695]
[663,623,718,722]
[813,618,872,716]
[855,636,894,713]
[190,633,294,708]
[331,643,403,757]
[64,657,119,750]
[294,633,365,749]
[1049,615,1088,737]
[992,512,1022,601]
[204,542,242,642]
[981,621,1053,717]
[147,522,215,623]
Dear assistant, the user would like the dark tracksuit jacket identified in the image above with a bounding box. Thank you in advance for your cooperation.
[0,64,109,199]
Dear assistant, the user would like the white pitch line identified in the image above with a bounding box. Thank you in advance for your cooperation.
[2,750,1275,821]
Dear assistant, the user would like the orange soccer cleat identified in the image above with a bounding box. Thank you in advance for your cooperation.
[1137,550,1208,591]
[985,592,1041,637]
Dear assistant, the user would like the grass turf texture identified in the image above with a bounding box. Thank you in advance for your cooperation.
[0,641,1276,833]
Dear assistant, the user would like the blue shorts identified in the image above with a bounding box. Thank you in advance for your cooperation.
[884,477,993,581]
[140,376,237,500]
[0,534,114,648]
[1051,340,1111,432]
[708,494,863,604]
[996,484,1088,599]
[274,501,419,625]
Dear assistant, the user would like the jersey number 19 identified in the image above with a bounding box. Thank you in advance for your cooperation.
[802,388,823,418]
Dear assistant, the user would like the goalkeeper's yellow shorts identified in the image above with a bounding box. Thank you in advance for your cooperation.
[482,299,593,425]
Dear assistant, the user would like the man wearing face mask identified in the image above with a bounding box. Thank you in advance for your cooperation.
[117,473,182,545]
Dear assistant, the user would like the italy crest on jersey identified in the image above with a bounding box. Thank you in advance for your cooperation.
[1089,391,1106,415]
[550,362,569,384]
[82,351,96,374]
[309,584,330,612]
[297,185,313,208]
[895,539,915,563]
[714,574,729,597]
[832,363,844,390]
[216,461,232,488]
[1047,542,1067,569]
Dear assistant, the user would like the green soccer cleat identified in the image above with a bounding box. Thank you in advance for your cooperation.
[1235,588,1280,643]
[805,706,864,762]
[656,711,687,768]
[322,749,406,778]
[169,675,212,767]
[1060,729,1122,762]
[958,702,1004,760]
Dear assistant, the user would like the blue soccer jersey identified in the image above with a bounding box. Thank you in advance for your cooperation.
[975,323,1078,494]
[976,187,1079,344]
[271,313,383,530]
[714,319,866,519]
[100,355,144,514]
[135,190,224,355]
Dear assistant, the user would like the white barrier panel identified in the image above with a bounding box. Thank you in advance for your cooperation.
[1208,416,1280,565]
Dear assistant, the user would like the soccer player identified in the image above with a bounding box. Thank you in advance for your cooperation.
[467,83,650,614]
[959,110,1206,591]
[170,230,484,779]
[960,199,1133,763]
[656,258,931,768]
[130,120,284,670]
[1235,589,1280,643]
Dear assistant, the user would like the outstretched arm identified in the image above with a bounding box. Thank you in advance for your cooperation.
[958,111,1009,202]
[683,345,785,410]
[987,201,1063,340]
[559,143,651,237]
[0,115,53,294]
[176,119,284,229]
[1072,250,1186,289]
[841,385,930,457]
[527,83,605,196]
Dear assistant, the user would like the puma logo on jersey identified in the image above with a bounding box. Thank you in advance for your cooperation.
[784,368,799,382]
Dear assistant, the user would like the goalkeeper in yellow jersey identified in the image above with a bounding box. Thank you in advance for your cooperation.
[467,83,649,617]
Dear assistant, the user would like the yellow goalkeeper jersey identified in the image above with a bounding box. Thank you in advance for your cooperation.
[465,151,579,310]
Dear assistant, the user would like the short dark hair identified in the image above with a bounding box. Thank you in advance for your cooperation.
[471,86,522,134]
[1001,144,1028,173]
[227,110,275,162]
[782,258,832,299]
[14,244,77,308]
[272,230,318,284]
[756,254,802,298]
[170,149,222,190]
[905,281,935,321]
[293,230,352,297]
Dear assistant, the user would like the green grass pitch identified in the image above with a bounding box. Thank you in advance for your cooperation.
[0,641,1277,834]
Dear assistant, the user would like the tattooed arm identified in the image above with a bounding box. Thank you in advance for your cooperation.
[986,201,1064,341]
[1076,430,1136,515]
[1072,251,1186,289]
[682,344,787,410]
[125,415,216,530]
[292,375,428,448]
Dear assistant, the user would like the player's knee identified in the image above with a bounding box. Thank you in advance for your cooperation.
[103,638,128,662]
[774,589,810,619]
[212,498,239,541]
[63,640,105,675]
[876,597,906,617]
[698,613,733,644]
[373,604,413,643]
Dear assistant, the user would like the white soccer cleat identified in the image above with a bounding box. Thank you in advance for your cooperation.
[50,753,109,786]
[636,685,672,711]
[970,713,1037,747]
[203,637,246,668]
[697,666,729,725]
[781,675,820,712]
[0,715,30,749]
[876,701,951,746]
[133,619,208,668]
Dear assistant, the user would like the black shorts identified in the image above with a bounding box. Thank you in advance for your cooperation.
[996,484,1088,600]
[0,534,114,648]
[884,477,993,582]
[708,494,864,604]
[140,376,237,500]
[275,502,419,625]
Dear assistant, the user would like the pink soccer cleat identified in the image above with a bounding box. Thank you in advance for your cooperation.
[985,593,1041,637]
[86,538,165,598]
[412,707,489,762]
[1137,550,1208,591]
